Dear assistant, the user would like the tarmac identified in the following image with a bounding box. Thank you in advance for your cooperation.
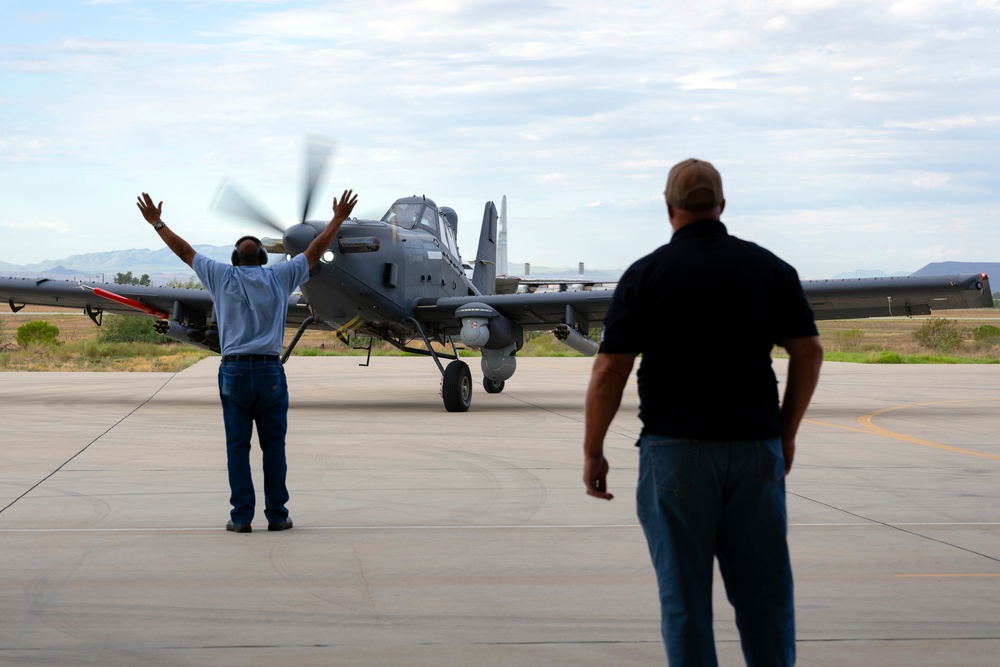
[0,356,998,666]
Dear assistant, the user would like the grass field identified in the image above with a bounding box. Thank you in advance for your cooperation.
[2,305,999,371]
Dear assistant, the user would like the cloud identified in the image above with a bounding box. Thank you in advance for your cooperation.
[0,0,999,275]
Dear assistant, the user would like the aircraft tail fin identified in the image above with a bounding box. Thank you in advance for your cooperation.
[472,201,498,295]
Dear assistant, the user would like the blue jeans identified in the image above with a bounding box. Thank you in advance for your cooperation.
[218,360,290,525]
[636,436,795,667]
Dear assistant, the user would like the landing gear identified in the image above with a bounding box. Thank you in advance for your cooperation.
[442,360,473,412]
[483,377,505,394]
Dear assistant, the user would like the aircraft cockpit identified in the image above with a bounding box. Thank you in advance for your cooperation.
[381,196,461,262]
[382,198,438,232]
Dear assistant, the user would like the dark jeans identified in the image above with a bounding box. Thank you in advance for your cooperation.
[636,436,795,667]
[218,359,290,525]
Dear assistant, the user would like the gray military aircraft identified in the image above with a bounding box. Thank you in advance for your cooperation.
[0,140,993,411]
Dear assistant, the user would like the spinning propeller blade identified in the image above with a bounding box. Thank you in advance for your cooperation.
[301,136,336,225]
[210,178,286,233]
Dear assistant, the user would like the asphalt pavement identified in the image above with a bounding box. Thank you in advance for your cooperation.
[1,356,998,666]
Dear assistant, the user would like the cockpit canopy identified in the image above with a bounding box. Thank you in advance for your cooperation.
[381,195,461,261]
[381,196,439,231]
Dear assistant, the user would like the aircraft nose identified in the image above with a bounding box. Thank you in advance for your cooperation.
[283,223,318,256]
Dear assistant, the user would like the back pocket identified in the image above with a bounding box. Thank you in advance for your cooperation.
[646,436,700,495]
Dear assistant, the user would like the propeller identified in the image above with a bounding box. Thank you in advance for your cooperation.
[300,135,336,225]
[210,178,285,234]
[210,136,338,238]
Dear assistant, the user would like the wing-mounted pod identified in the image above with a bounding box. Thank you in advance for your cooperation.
[154,319,220,353]
[455,301,523,385]
[82,285,222,353]
[553,305,598,356]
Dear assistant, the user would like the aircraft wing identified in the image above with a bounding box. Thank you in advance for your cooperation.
[2,272,991,350]
[414,272,993,332]
[412,290,614,333]
[803,273,992,319]
[0,276,314,347]
[0,276,215,317]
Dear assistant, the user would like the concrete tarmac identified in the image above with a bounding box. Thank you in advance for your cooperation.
[1,356,998,666]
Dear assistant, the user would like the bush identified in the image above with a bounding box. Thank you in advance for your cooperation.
[165,276,204,289]
[97,315,169,344]
[912,318,963,353]
[972,324,1000,346]
[835,328,864,351]
[869,351,903,364]
[16,320,60,347]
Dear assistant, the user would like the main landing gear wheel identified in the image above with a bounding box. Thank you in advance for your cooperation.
[483,377,505,394]
[442,360,473,412]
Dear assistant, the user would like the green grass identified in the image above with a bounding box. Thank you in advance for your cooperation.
[774,349,1000,364]
[0,340,210,372]
[6,315,1000,371]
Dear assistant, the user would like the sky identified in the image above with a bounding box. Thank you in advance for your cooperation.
[1,0,999,279]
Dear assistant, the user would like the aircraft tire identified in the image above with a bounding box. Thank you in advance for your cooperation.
[483,378,505,394]
[442,360,473,412]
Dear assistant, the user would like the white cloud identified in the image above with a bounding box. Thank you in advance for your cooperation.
[677,70,740,90]
[884,116,979,131]
[0,0,999,275]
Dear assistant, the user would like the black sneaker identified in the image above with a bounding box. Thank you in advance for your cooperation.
[268,517,293,532]
[226,520,251,533]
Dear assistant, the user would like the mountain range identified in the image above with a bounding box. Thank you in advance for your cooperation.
[0,248,997,287]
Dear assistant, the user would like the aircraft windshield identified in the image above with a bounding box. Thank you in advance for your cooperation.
[381,203,437,231]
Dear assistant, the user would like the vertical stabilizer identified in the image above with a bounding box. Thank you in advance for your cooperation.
[472,201,498,295]
[498,195,508,276]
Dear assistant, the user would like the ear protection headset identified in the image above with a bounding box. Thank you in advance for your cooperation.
[232,235,268,266]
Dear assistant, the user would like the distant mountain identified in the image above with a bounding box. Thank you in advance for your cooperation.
[519,268,623,282]
[2,248,995,288]
[912,262,1000,278]
[507,261,622,282]
[0,245,235,283]
[0,251,626,285]
[829,269,910,279]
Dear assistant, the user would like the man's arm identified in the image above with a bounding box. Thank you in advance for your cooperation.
[303,189,359,268]
[778,335,823,475]
[582,352,637,501]
[136,193,196,267]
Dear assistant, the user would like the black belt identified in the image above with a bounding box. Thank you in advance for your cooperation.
[221,354,280,363]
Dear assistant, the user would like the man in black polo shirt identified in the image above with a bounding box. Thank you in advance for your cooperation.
[582,158,823,666]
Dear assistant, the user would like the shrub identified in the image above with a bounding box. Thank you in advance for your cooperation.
[835,328,864,351]
[912,318,963,353]
[16,320,60,347]
[165,276,204,289]
[97,315,169,344]
[972,324,1000,346]
[869,351,903,364]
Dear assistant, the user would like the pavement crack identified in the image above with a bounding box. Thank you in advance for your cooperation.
[790,491,1000,565]
[0,373,179,516]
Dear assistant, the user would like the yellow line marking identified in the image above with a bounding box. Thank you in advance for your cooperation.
[857,400,1000,461]
[804,399,1000,461]
[803,419,871,435]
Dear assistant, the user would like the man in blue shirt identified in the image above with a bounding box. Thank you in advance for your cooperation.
[137,189,358,533]
[582,159,822,666]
